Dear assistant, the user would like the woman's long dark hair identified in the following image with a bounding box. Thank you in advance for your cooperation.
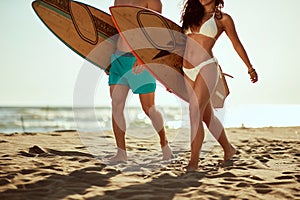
[181,0,224,32]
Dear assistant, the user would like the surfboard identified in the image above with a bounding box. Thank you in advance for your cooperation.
[110,5,188,102]
[110,5,230,108]
[32,0,118,72]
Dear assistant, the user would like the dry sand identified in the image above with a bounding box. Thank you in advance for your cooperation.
[0,127,299,200]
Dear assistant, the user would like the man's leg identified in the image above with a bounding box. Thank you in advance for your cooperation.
[109,84,130,162]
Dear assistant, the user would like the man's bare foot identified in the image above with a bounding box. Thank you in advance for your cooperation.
[109,148,127,162]
[162,144,173,160]
[224,145,237,162]
[184,161,198,172]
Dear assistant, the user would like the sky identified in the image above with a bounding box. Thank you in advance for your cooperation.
[1,0,300,108]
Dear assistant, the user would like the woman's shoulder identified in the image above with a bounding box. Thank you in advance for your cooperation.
[218,12,235,28]
[219,12,233,22]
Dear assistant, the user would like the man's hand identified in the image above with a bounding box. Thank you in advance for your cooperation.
[132,60,145,75]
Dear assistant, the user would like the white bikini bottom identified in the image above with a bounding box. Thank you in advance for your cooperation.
[183,57,218,81]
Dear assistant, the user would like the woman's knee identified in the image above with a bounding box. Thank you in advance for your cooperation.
[188,105,200,123]
[189,99,206,116]
[203,105,213,125]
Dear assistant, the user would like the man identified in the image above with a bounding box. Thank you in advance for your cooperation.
[109,0,172,162]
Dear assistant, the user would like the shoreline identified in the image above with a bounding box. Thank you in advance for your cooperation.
[1,125,300,134]
[2,105,300,134]
[0,127,299,199]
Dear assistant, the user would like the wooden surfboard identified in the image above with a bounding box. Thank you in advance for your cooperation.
[110,5,230,108]
[32,0,118,72]
[110,5,188,102]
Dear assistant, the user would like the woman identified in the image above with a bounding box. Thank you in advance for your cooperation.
[181,0,258,171]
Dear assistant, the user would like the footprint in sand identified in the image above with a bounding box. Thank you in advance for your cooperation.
[275,175,296,180]
[39,165,63,172]
[18,151,36,157]
[236,182,250,188]
[19,169,38,175]
[252,183,272,194]
[0,178,11,186]
[295,175,300,182]
[205,171,236,179]
[248,175,264,181]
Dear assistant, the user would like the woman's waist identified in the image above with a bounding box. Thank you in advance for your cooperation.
[183,49,215,68]
[183,56,218,69]
[186,34,215,48]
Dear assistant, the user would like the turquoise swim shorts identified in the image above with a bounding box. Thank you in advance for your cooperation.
[108,50,156,94]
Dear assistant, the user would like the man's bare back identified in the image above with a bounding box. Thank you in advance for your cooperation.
[114,0,147,7]
[114,0,162,52]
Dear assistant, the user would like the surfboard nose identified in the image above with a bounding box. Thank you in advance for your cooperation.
[69,1,98,45]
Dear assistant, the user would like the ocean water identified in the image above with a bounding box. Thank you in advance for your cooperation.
[0,105,299,134]
[0,106,188,134]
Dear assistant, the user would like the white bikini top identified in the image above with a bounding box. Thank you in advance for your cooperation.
[185,13,218,39]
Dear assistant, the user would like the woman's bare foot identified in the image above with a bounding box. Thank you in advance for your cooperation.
[224,145,237,162]
[109,148,127,162]
[184,161,198,172]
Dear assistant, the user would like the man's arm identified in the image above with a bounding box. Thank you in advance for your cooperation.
[147,0,162,13]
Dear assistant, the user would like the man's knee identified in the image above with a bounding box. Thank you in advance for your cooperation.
[143,105,162,119]
[111,99,125,113]
[142,105,152,117]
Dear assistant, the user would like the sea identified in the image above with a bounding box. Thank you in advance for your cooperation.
[0,105,299,134]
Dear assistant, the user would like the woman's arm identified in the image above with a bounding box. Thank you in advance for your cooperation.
[222,14,258,83]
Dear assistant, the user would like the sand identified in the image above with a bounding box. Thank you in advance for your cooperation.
[0,127,299,200]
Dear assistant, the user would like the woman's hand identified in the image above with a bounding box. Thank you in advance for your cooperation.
[248,68,258,83]
[132,60,145,75]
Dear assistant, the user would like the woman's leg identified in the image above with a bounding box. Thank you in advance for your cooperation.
[139,92,172,160]
[184,63,219,171]
[185,77,209,171]
[203,102,237,161]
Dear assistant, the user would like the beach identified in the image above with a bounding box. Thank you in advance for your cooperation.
[0,127,299,200]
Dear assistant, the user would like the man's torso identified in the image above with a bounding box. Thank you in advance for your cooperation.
[114,0,160,52]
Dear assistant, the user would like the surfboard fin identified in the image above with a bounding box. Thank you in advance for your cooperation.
[152,50,171,60]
